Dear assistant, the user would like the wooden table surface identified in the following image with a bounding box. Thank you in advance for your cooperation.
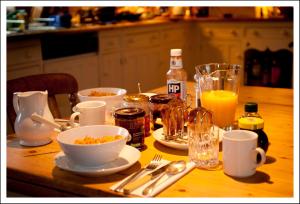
[7,83,294,197]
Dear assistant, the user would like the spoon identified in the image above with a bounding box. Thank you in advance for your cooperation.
[142,160,186,196]
[30,113,69,132]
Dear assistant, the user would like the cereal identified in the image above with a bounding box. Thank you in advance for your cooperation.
[74,135,123,144]
[88,91,116,97]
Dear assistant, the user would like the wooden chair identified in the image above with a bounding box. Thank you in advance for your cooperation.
[7,73,79,131]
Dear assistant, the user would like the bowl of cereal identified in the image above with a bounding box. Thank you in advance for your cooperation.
[57,125,131,167]
[77,87,127,122]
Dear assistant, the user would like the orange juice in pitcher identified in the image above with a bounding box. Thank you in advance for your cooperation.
[195,63,241,130]
[201,90,238,128]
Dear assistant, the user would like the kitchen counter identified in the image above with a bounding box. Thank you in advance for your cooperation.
[6,16,292,39]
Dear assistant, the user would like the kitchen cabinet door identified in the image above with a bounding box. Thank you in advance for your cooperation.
[7,63,42,80]
[43,53,98,90]
[123,48,162,93]
[99,52,124,88]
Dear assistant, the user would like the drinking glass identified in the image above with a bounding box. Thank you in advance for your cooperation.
[194,63,241,130]
[187,107,219,169]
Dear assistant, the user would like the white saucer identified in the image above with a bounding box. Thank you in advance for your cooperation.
[153,128,188,150]
[153,126,224,150]
[54,145,140,177]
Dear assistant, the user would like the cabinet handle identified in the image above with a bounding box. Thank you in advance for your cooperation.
[128,38,134,44]
[283,30,290,37]
[120,57,127,65]
[150,35,158,41]
[231,30,238,37]
[25,52,32,58]
[246,42,251,47]
[253,31,259,37]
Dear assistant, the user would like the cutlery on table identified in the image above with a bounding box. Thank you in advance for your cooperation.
[114,154,162,193]
[122,160,172,195]
[142,160,186,196]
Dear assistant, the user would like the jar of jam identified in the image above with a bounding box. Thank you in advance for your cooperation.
[149,94,175,130]
[114,107,146,150]
[123,94,150,136]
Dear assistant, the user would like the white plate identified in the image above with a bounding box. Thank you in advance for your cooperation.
[153,126,225,150]
[54,145,140,177]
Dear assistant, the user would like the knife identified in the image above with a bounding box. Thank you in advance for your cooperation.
[123,162,171,195]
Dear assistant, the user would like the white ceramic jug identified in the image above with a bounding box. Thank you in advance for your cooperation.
[13,90,55,146]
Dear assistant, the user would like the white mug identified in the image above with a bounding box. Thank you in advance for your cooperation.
[222,130,266,178]
[70,101,106,127]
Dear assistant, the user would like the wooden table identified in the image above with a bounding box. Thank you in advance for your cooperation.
[7,83,294,197]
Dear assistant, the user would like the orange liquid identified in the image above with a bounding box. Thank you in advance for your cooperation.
[201,90,238,128]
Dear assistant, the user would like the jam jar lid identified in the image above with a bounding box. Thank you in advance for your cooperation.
[114,107,145,119]
[149,94,175,104]
[123,94,149,103]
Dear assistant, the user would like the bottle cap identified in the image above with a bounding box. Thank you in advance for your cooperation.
[245,102,258,113]
[238,117,264,130]
[170,49,182,56]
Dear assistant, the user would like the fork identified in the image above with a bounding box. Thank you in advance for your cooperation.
[114,154,162,192]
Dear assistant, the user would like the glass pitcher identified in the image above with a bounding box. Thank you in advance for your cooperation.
[194,63,241,130]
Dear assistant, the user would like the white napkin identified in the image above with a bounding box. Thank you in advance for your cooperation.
[110,159,196,197]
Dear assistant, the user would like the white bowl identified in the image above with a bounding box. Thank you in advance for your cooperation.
[57,125,131,167]
[77,87,127,121]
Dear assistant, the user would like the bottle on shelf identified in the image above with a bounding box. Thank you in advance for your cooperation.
[238,102,269,153]
[166,48,187,101]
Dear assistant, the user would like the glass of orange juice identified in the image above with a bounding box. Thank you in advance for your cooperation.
[195,63,241,129]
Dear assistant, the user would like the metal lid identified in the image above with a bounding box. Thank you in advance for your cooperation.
[149,94,175,104]
[123,94,149,103]
[114,107,145,119]
[245,102,258,113]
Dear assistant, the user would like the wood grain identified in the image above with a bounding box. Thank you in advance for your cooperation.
[7,83,294,197]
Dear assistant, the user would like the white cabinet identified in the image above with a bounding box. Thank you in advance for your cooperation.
[244,24,293,51]
[99,52,124,88]
[7,39,43,80]
[195,22,292,85]
[98,24,187,93]
[123,48,162,93]
[196,23,243,66]
[43,53,99,90]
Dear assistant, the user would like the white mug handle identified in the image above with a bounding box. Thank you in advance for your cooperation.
[70,112,80,127]
[255,147,266,167]
[127,133,132,142]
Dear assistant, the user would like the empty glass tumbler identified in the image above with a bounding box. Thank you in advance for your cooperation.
[188,107,219,169]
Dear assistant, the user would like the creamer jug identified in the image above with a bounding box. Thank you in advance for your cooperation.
[13,90,55,146]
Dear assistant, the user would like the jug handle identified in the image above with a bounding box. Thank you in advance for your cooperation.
[13,92,20,114]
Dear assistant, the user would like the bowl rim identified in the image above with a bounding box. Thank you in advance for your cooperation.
[77,87,127,99]
[57,125,129,147]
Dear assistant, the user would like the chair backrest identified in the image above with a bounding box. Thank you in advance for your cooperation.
[7,73,79,131]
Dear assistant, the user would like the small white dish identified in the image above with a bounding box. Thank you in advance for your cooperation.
[153,126,224,150]
[54,145,140,177]
[153,128,188,150]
